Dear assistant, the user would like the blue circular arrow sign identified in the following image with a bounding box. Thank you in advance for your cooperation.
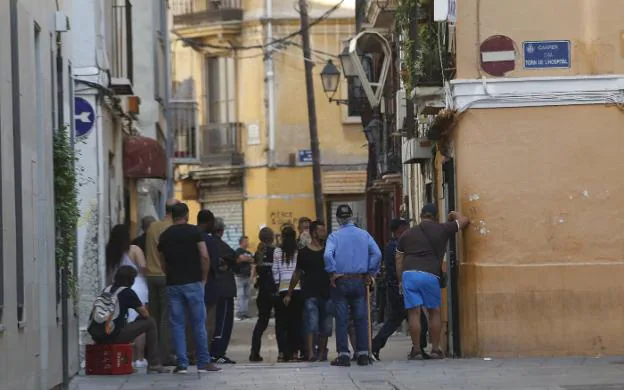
[74,97,95,138]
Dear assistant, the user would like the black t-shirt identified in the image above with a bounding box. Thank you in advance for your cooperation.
[235,248,252,277]
[296,246,330,299]
[98,286,142,342]
[255,245,277,295]
[158,223,204,286]
[212,237,237,298]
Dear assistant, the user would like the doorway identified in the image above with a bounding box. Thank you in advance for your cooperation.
[443,158,460,357]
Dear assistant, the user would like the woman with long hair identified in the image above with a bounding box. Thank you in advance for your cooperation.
[249,227,277,362]
[272,225,304,362]
[106,224,149,368]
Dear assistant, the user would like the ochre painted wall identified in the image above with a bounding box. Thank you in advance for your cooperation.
[456,0,624,79]
[453,105,624,356]
[244,166,316,250]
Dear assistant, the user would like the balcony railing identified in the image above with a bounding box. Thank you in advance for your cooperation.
[172,0,243,26]
[200,123,244,167]
[111,0,133,84]
[171,100,200,164]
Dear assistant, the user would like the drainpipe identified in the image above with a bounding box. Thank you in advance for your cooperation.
[265,0,276,167]
[163,0,174,211]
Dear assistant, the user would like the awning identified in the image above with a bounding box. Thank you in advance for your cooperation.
[123,136,167,179]
[322,170,367,195]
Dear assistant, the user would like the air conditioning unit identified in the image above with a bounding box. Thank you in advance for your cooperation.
[396,89,407,131]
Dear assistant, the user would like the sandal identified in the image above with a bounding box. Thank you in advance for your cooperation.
[408,346,423,360]
[429,349,445,360]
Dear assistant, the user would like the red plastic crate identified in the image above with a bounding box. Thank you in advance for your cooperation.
[85,343,133,375]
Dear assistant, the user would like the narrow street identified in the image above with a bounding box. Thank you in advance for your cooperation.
[70,318,624,390]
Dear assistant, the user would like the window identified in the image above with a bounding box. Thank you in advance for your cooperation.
[203,56,236,124]
[347,54,374,118]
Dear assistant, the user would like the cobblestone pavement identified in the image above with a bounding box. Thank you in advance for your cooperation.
[72,317,624,389]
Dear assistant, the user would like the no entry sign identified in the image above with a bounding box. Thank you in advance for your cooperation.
[480,35,517,77]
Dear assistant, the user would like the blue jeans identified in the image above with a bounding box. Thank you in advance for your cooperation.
[304,297,333,336]
[167,282,211,367]
[330,278,368,356]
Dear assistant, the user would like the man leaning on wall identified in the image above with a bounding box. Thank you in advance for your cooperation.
[144,199,180,366]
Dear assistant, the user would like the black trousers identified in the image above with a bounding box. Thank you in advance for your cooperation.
[372,290,428,352]
[275,290,304,358]
[251,293,275,354]
[210,297,234,358]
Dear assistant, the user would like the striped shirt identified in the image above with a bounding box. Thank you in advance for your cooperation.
[272,247,301,292]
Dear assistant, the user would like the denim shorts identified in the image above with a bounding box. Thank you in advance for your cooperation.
[402,271,441,309]
[303,297,333,336]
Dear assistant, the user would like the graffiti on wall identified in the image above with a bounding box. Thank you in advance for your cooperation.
[271,211,308,227]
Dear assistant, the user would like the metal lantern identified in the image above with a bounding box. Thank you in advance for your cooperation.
[320,59,341,97]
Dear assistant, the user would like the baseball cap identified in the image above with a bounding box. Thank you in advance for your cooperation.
[420,203,437,218]
[390,218,409,232]
[336,204,353,219]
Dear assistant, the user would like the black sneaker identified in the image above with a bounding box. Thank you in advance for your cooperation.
[213,356,236,364]
[173,366,188,374]
[372,350,380,361]
[330,355,351,367]
[249,352,264,362]
[357,354,371,366]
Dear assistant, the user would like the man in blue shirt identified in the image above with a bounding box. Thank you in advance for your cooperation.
[324,204,381,366]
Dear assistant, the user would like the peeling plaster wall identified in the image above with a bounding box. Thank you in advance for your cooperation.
[455,105,624,356]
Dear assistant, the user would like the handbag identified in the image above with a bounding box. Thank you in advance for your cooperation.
[419,224,448,289]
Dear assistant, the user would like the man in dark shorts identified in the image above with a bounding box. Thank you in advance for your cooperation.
[158,203,220,373]
[396,204,469,360]
[285,220,332,361]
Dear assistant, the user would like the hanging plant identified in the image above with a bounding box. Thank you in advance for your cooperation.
[427,108,459,157]
[396,0,455,91]
[53,126,79,300]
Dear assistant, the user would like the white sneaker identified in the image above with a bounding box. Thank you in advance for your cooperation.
[134,359,148,369]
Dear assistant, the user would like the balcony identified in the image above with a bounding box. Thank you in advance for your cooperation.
[171,100,200,164]
[110,0,133,95]
[172,0,243,27]
[200,123,244,167]
[414,22,454,88]
[366,0,398,29]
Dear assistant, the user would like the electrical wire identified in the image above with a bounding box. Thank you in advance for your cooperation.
[172,0,346,51]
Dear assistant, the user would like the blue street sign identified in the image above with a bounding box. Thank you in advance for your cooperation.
[74,97,95,137]
[298,149,313,163]
[523,40,571,69]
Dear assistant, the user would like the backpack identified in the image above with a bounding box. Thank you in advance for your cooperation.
[87,286,126,341]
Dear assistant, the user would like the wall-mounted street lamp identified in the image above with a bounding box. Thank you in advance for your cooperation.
[320,43,364,105]
[320,59,345,104]
[339,43,362,78]
[319,32,391,108]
